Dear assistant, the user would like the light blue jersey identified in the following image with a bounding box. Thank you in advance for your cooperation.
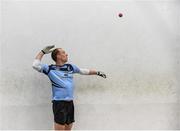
[41,63,80,101]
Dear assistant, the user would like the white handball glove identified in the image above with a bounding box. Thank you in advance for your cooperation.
[97,71,107,78]
[41,45,55,54]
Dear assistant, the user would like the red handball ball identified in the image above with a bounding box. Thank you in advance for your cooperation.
[119,13,123,17]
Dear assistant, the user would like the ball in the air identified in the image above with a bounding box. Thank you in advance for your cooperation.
[118,13,123,17]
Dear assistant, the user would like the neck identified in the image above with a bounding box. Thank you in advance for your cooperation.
[55,61,65,66]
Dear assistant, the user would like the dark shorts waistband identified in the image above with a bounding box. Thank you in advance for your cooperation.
[52,100,73,103]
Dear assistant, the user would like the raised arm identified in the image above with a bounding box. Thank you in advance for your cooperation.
[32,45,55,72]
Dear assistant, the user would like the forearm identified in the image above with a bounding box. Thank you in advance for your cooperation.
[32,51,44,72]
[79,69,96,75]
[34,45,55,61]
[35,51,44,61]
[89,69,97,75]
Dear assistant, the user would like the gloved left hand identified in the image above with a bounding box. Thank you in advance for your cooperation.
[97,71,107,78]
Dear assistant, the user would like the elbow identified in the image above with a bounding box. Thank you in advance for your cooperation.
[32,64,41,72]
[32,64,37,70]
[79,69,90,75]
[32,59,41,72]
[32,62,35,69]
[32,63,38,71]
[32,61,37,70]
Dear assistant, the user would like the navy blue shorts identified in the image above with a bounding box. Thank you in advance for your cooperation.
[52,100,75,125]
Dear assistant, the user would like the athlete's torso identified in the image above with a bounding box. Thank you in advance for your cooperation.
[41,63,80,101]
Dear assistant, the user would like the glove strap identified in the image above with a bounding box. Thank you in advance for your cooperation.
[41,50,45,54]
[97,71,100,75]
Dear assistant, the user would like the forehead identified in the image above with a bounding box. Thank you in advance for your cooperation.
[57,48,65,53]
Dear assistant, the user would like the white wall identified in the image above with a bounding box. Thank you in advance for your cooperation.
[0,0,180,129]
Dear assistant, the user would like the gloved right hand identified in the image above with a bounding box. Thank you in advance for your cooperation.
[41,45,55,54]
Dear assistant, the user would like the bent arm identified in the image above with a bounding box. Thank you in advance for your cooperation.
[32,45,55,72]
[32,51,44,72]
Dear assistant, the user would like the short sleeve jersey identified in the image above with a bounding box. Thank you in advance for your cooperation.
[40,63,80,101]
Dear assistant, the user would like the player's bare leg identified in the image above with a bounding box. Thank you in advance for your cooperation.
[65,123,73,130]
[54,122,65,130]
